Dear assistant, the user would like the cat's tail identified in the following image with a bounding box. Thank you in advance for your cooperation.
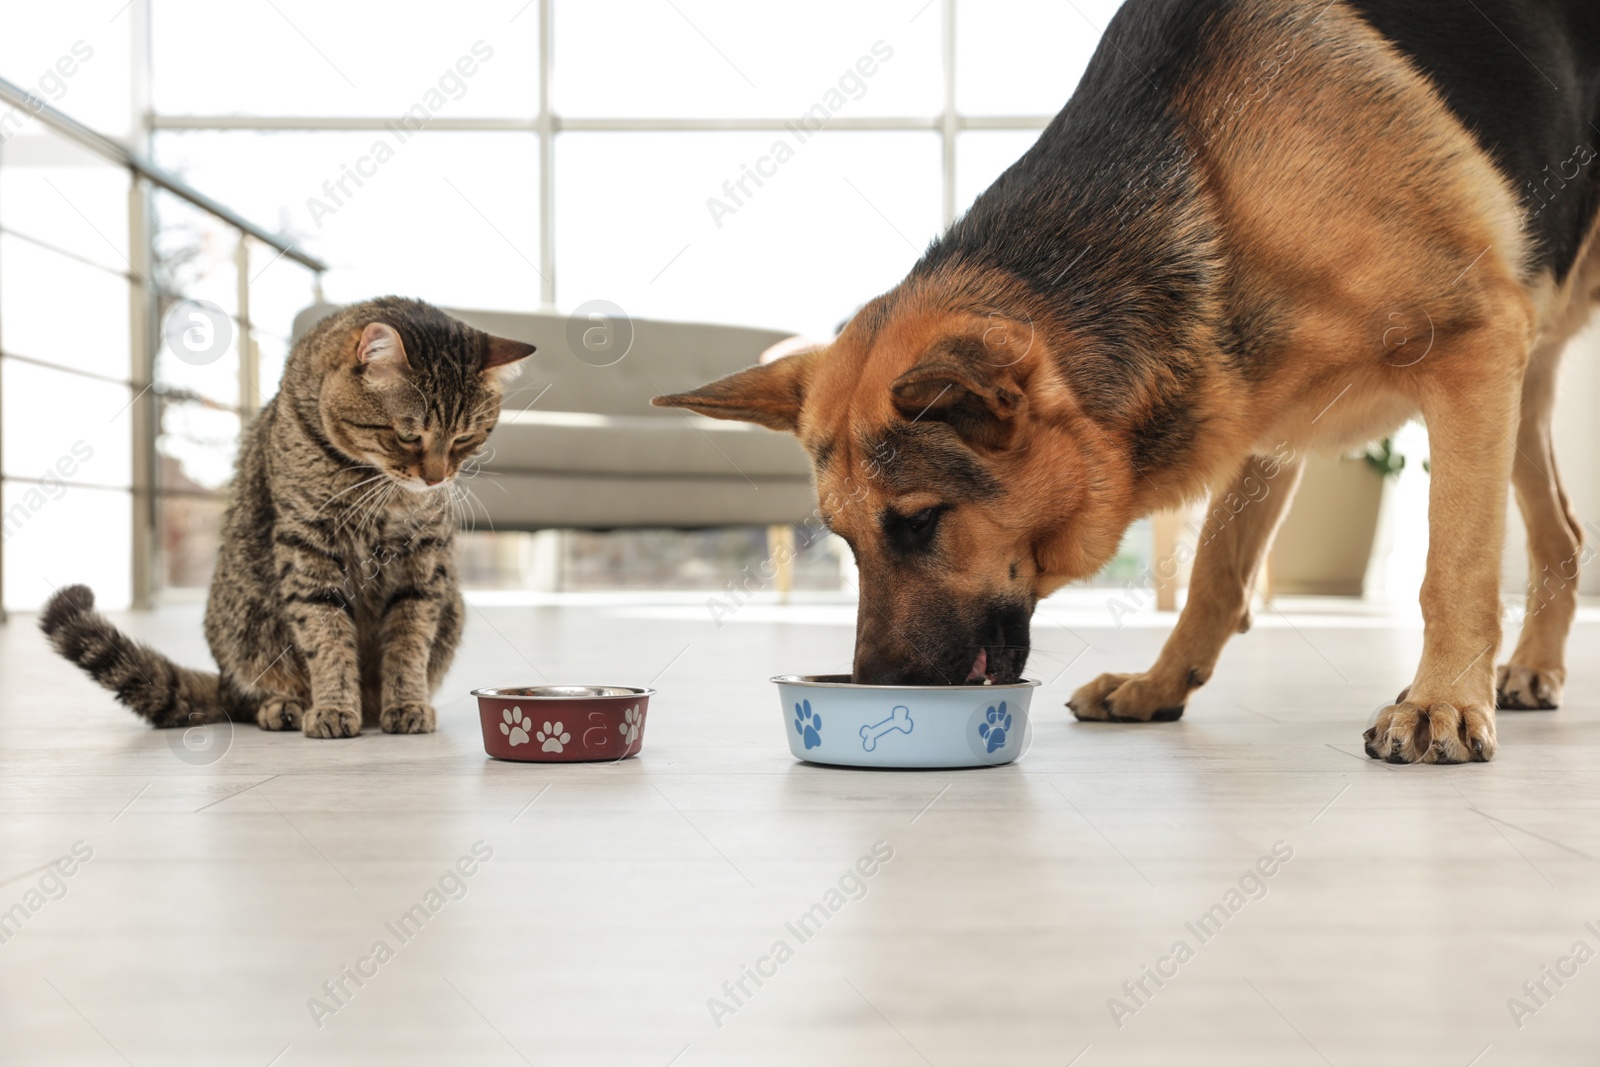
[40,585,225,727]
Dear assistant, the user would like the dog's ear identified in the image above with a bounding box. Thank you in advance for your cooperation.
[890,341,1026,450]
[652,349,819,433]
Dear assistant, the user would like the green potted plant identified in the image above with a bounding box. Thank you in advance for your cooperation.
[1269,437,1410,597]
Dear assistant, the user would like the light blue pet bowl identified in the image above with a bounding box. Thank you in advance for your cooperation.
[772,674,1040,769]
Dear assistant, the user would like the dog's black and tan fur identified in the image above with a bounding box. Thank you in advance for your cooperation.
[658,0,1600,763]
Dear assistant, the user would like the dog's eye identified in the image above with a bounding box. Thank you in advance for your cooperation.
[883,506,942,554]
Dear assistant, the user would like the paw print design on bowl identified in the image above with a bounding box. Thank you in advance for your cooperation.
[473,686,655,762]
[794,699,822,750]
[977,701,1012,754]
[618,704,642,746]
[499,707,531,747]
[535,720,570,753]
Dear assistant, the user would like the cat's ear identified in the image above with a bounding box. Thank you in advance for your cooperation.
[482,334,536,383]
[356,322,408,383]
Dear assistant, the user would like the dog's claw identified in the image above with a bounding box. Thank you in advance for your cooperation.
[1069,671,1191,723]
[1496,663,1563,711]
[1365,699,1497,764]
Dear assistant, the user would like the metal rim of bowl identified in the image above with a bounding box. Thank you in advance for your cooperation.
[471,685,656,700]
[770,674,1041,690]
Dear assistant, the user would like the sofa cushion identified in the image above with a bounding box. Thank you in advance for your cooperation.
[488,410,813,481]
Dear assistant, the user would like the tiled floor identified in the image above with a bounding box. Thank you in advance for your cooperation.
[1,592,1597,1065]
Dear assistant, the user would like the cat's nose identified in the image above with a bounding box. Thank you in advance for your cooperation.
[420,456,449,485]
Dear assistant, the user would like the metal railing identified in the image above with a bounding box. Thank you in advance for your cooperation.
[0,74,325,619]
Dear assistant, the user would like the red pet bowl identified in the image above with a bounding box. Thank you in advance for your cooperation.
[472,685,653,762]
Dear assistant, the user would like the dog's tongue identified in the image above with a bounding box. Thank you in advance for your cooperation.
[966,648,988,684]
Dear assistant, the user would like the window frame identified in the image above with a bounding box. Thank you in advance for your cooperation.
[145,0,1057,313]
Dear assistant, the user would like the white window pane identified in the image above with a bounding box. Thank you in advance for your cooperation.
[956,130,1043,216]
[158,400,238,493]
[3,483,132,613]
[1,361,134,489]
[556,131,940,338]
[0,5,136,139]
[957,0,1116,116]
[161,494,225,591]
[154,191,240,319]
[154,131,539,312]
[150,0,537,117]
[246,239,320,346]
[254,331,290,407]
[0,133,131,274]
[153,307,240,410]
[554,0,939,118]
[0,235,132,380]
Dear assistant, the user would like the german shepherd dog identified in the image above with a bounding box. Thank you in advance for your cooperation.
[656,0,1600,764]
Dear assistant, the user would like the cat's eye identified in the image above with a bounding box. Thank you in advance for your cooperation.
[453,434,475,446]
[396,430,421,444]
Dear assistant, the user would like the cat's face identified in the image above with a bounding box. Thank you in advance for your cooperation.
[319,307,535,492]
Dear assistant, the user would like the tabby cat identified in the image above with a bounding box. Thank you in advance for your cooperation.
[42,297,534,738]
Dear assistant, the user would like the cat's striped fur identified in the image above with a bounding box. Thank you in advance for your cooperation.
[41,297,535,738]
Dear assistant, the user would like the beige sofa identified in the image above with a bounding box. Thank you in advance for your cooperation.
[290,305,816,530]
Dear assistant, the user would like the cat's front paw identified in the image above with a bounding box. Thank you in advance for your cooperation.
[256,698,303,731]
[302,704,361,738]
[380,701,436,734]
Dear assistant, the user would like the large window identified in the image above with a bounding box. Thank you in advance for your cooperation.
[140,0,1144,593]
[145,0,1114,333]
[4,1,1147,607]
[1,3,322,613]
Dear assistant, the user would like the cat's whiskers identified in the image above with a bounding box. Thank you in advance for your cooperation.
[456,451,509,496]
[421,484,455,528]
[313,471,388,518]
[442,483,467,533]
[455,481,494,534]
[448,482,480,534]
[352,483,397,538]
[460,469,508,495]
[338,477,394,534]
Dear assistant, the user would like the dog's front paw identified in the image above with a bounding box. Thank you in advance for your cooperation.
[1496,663,1562,711]
[1068,672,1187,723]
[302,704,361,738]
[1364,700,1496,764]
[257,698,303,731]
[380,701,436,734]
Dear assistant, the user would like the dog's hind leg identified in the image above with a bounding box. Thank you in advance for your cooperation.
[1498,340,1585,710]
[1365,310,1531,764]
[1070,452,1304,723]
